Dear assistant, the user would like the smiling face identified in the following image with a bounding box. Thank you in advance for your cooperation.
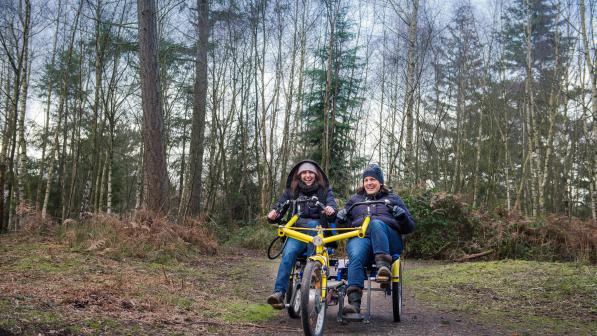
[363,176,381,195]
[300,170,316,186]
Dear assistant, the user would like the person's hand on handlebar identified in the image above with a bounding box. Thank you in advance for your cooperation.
[391,205,406,219]
[267,210,280,221]
[322,206,335,216]
[336,208,348,224]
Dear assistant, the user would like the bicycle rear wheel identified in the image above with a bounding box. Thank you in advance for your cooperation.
[300,261,326,336]
[287,264,301,319]
[392,261,403,322]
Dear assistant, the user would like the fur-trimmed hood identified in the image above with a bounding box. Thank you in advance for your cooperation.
[285,159,329,189]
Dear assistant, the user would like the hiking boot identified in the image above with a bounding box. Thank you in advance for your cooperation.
[341,286,362,315]
[267,291,285,310]
[375,254,392,283]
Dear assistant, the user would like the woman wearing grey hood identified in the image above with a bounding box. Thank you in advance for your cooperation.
[266,159,337,309]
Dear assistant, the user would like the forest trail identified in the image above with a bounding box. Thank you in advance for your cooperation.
[1,236,579,336]
[258,259,513,336]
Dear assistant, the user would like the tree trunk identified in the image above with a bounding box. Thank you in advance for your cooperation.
[322,0,338,176]
[277,0,301,193]
[539,19,562,213]
[137,0,170,214]
[579,0,597,221]
[0,69,13,231]
[452,71,465,194]
[403,0,419,185]
[180,0,208,218]
[42,0,83,220]
[64,73,84,221]
[524,0,538,216]
[16,10,31,224]
[35,0,62,210]
[134,144,144,211]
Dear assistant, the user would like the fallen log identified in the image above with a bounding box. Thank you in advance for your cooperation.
[454,249,494,262]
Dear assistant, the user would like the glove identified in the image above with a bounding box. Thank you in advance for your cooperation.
[336,208,348,224]
[392,205,406,219]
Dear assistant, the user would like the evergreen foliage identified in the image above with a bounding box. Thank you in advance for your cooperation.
[302,2,364,197]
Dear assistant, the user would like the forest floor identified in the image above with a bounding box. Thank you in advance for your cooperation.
[0,235,595,336]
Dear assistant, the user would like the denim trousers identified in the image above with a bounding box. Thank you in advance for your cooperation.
[273,219,319,294]
[346,219,403,289]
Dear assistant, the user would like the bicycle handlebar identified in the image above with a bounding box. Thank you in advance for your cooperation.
[268,196,326,224]
[345,199,392,214]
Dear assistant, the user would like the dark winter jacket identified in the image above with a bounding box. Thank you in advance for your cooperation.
[343,190,415,234]
[271,160,338,224]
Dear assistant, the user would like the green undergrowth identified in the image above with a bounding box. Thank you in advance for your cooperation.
[224,222,276,251]
[408,260,597,335]
[399,189,597,263]
[53,210,218,263]
[222,190,597,264]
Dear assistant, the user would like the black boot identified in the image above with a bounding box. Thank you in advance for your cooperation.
[375,254,392,283]
[341,286,362,315]
[267,291,285,310]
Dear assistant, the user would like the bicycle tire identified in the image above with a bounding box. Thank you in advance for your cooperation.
[392,262,402,322]
[287,264,301,319]
[267,236,286,260]
[300,261,327,336]
[287,281,301,318]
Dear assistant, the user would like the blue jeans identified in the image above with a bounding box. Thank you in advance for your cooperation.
[346,219,403,289]
[273,219,319,294]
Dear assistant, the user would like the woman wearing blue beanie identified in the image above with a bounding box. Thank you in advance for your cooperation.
[335,164,415,317]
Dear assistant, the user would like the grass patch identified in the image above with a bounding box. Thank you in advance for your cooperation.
[222,301,277,323]
[408,260,597,335]
[84,318,120,331]
[0,297,80,335]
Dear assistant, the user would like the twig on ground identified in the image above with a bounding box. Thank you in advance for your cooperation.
[454,249,494,262]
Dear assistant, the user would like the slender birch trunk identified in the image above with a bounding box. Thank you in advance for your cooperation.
[403,0,419,185]
[579,0,597,220]
[43,1,83,220]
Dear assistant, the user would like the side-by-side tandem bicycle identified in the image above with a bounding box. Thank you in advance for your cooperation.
[269,196,403,336]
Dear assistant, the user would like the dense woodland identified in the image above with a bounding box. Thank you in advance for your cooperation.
[0,0,596,233]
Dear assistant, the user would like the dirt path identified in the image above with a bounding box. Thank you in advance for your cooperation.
[0,238,520,335]
[257,258,512,336]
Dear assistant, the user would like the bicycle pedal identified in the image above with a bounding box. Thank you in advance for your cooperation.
[376,276,390,283]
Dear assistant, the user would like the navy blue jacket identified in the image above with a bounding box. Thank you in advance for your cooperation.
[343,191,415,234]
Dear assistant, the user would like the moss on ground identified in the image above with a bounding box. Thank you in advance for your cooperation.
[408,260,597,335]
[223,301,275,323]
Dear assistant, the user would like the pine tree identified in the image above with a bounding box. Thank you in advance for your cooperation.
[444,1,485,195]
[302,1,363,196]
[500,0,572,214]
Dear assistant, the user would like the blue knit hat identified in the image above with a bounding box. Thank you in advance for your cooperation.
[362,164,384,185]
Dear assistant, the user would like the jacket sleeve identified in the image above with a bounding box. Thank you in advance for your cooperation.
[343,195,360,227]
[324,186,338,210]
[388,194,416,234]
[271,190,291,213]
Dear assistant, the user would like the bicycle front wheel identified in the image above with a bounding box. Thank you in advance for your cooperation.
[392,261,403,322]
[300,261,327,336]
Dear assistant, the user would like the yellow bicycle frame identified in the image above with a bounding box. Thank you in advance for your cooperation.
[391,258,401,282]
[276,214,371,300]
